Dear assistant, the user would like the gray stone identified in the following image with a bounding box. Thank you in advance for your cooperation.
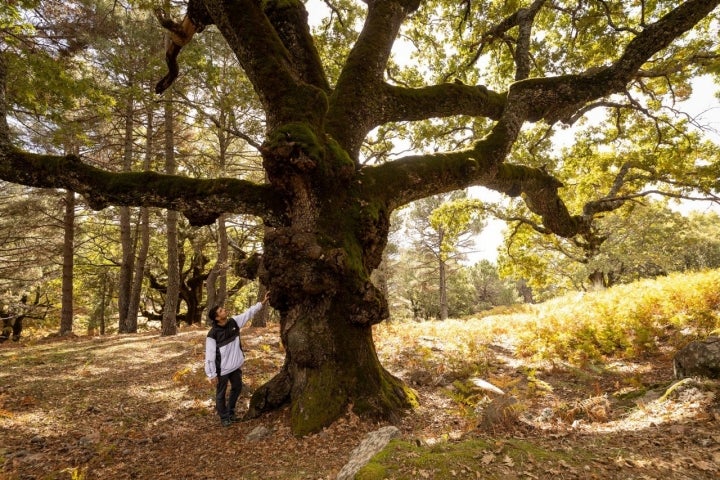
[673,336,720,379]
[245,425,272,442]
[336,426,400,480]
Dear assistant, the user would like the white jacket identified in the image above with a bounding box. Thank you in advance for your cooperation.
[204,302,263,379]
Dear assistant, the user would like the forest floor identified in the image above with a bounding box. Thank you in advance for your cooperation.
[1,318,719,480]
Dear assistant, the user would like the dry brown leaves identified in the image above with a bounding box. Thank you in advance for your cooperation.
[0,323,719,479]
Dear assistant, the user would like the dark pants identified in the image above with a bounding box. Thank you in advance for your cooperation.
[215,368,243,420]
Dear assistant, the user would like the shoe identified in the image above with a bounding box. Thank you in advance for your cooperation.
[229,414,241,423]
[221,418,233,427]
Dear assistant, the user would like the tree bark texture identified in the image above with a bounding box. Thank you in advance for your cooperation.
[1,0,718,435]
[161,96,179,337]
[59,190,75,336]
[118,95,136,333]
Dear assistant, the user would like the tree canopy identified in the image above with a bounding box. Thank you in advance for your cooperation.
[1,0,719,436]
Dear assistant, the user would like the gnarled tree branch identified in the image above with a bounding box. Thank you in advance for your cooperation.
[380,83,506,124]
[372,0,719,242]
[326,0,421,158]
[203,0,327,128]
[0,148,277,227]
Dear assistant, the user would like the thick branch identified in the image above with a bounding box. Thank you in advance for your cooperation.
[326,0,420,157]
[363,0,719,246]
[507,0,720,125]
[379,82,506,124]
[485,164,587,239]
[512,0,547,81]
[203,0,327,128]
[366,142,495,211]
[0,149,277,226]
[263,0,330,92]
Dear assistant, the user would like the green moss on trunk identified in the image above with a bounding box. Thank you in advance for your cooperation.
[290,362,347,436]
[289,358,418,437]
[283,302,417,437]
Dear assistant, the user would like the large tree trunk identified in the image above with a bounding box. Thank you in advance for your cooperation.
[246,141,418,436]
[246,296,417,436]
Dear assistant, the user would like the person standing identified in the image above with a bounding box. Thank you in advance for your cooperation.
[205,292,269,426]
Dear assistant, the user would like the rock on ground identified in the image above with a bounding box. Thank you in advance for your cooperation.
[674,336,720,379]
[336,426,400,480]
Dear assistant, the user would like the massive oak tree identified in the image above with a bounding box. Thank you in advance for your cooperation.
[1,0,719,435]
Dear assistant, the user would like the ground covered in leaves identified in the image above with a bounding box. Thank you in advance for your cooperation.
[1,318,719,479]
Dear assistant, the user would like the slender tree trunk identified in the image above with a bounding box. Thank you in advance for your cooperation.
[127,107,153,329]
[439,259,448,320]
[251,283,269,327]
[101,275,112,336]
[59,189,74,335]
[118,207,133,332]
[206,214,229,315]
[99,276,105,336]
[118,95,135,333]
[438,227,449,320]
[206,112,230,317]
[161,95,179,336]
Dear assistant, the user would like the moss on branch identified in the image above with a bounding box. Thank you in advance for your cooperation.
[0,148,274,225]
[382,83,506,124]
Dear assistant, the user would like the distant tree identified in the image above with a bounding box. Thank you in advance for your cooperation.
[468,260,520,312]
[406,192,484,319]
[393,248,439,321]
[59,189,75,335]
[0,184,64,312]
[499,201,720,298]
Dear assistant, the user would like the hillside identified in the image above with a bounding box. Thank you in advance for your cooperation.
[1,270,720,479]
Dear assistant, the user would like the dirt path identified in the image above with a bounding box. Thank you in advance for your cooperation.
[1,324,718,479]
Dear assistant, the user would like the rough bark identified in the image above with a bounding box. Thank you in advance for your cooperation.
[245,296,417,436]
